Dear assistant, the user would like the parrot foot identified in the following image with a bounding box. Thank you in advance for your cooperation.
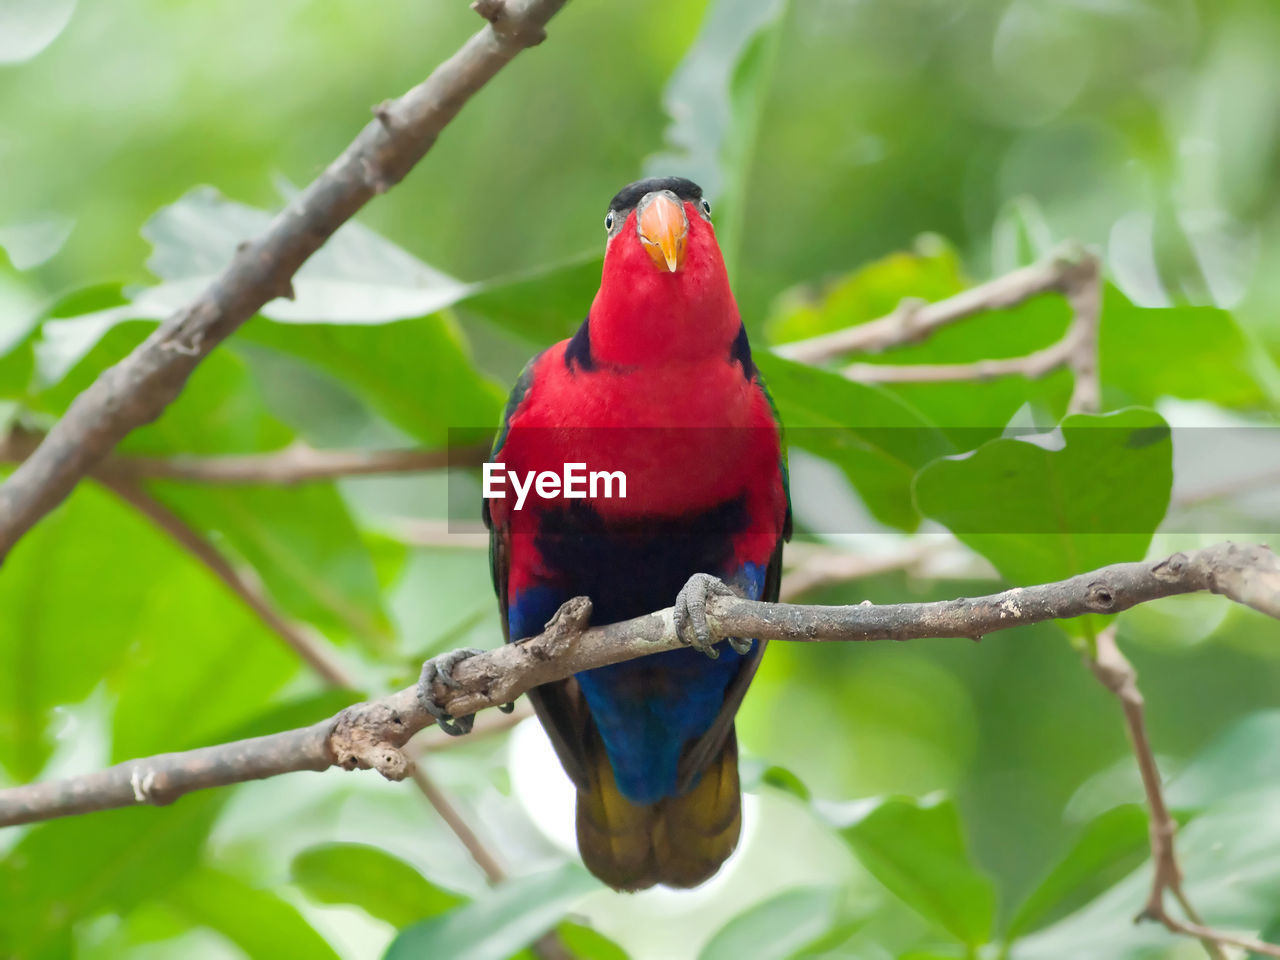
[674,573,740,660]
[416,647,485,736]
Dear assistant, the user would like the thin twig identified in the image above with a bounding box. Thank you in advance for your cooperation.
[0,0,567,561]
[408,766,507,883]
[1062,252,1102,414]
[842,336,1076,386]
[819,250,1102,410]
[775,251,1100,363]
[0,426,488,485]
[3,541,1277,828]
[1086,627,1228,960]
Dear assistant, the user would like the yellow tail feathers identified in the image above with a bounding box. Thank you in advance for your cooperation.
[575,733,742,891]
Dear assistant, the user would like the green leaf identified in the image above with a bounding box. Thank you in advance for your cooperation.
[166,866,340,960]
[756,353,953,530]
[1005,804,1150,940]
[383,864,598,960]
[0,794,225,956]
[699,886,846,960]
[1100,285,1271,409]
[292,842,463,930]
[836,795,996,946]
[557,922,631,960]
[914,408,1173,588]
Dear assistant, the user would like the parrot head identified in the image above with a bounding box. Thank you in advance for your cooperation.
[590,176,741,366]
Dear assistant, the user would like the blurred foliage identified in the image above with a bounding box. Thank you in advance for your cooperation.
[3,0,1280,958]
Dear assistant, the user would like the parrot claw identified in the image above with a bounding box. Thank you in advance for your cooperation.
[416,647,486,736]
[727,636,754,656]
[674,573,736,659]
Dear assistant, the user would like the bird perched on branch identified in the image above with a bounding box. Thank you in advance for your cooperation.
[419,177,790,890]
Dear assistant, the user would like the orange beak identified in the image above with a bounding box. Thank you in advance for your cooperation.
[636,192,688,272]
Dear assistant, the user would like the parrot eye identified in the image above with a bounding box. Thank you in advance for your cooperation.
[604,211,615,231]
[700,199,712,217]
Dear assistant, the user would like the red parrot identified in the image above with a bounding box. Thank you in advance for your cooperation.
[420,177,790,890]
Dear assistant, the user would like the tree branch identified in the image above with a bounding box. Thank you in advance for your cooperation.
[775,249,1102,364]
[841,335,1077,386]
[3,541,1276,829]
[0,0,566,561]
[1087,627,1231,960]
[0,426,489,486]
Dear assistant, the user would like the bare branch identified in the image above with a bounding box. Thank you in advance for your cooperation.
[1062,252,1102,414]
[775,251,1099,363]
[1086,627,1228,960]
[795,249,1103,410]
[0,426,489,486]
[0,0,567,561]
[3,541,1276,829]
[842,336,1076,386]
[120,443,490,485]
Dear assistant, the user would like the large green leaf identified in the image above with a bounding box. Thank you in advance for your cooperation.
[0,794,225,958]
[166,866,340,960]
[914,408,1173,587]
[756,352,952,530]
[1005,804,1150,941]
[291,842,463,929]
[383,864,598,960]
[699,886,847,960]
[836,795,996,947]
